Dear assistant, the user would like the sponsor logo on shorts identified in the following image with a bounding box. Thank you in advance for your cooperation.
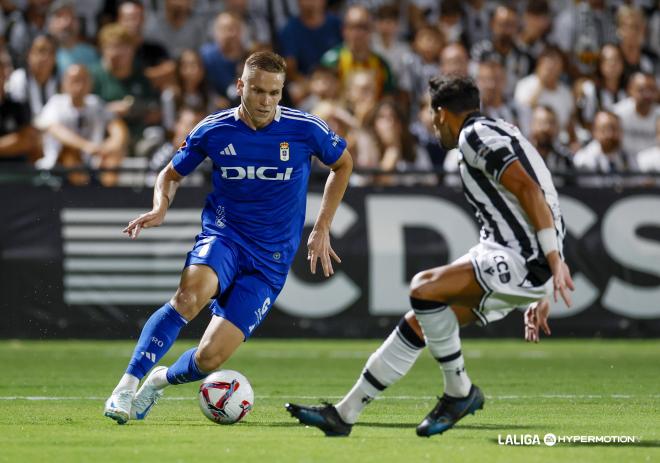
[493,255,511,284]
[254,297,271,324]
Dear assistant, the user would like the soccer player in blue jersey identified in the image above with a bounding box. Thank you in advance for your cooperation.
[103,51,353,424]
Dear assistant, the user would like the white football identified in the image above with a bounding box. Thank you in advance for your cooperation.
[198,370,254,424]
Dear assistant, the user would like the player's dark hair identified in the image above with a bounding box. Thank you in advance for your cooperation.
[428,75,480,114]
[244,51,287,74]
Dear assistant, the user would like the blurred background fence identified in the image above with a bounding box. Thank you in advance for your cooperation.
[2,168,660,339]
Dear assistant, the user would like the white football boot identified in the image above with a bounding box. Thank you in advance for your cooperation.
[104,390,135,425]
[131,366,167,420]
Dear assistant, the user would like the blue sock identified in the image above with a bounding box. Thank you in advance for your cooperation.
[126,302,188,379]
[166,348,208,385]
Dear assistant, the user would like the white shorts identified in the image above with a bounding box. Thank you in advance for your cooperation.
[457,241,553,327]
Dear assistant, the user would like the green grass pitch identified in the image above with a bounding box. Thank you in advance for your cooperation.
[1,339,658,462]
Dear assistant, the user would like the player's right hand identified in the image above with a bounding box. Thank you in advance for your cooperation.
[123,208,166,239]
[307,227,341,278]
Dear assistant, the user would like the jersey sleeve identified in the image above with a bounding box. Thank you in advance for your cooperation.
[308,119,347,166]
[461,124,517,181]
[171,129,207,176]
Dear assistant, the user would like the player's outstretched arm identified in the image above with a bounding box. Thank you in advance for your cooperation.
[499,160,575,307]
[308,150,353,277]
[123,161,183,239]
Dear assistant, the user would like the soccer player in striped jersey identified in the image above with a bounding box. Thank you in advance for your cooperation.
[286,75,574,437]
[103,51,353,424]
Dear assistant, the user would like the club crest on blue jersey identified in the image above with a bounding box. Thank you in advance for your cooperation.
[279,142,290,161]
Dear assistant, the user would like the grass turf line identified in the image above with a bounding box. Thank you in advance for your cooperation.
[0,339,658,463]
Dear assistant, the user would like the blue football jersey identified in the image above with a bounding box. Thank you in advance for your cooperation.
[171,106,347,271]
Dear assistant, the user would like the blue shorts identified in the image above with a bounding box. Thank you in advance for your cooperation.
[185,234,287,339]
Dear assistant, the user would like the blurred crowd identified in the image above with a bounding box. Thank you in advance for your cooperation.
[0,0,659,187]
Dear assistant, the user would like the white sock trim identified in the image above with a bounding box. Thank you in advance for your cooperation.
[114,373,139,394]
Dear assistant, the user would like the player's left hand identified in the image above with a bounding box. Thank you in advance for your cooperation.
[547,253,575,307]
[123,207,167,239]
[524,298,551,343]
[307,227,341,278]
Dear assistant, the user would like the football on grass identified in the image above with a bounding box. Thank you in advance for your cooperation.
[198,370,254,424]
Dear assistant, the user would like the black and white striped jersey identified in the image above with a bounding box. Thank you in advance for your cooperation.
[457,112,565,264]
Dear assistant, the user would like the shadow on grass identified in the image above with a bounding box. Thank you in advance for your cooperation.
[358,422,541,431]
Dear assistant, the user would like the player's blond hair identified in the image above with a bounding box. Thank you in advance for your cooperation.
[244,51,287,75]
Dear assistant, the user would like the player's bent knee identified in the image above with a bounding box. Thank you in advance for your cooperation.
[409,279,437,301]
[195,346,226,373]
[171,289,206,320]
[410,267,448,301]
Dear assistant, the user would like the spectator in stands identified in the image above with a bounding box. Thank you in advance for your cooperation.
[92,23,160,145]
[440,42,469,77]
[367,99,433,185]
[552,0,617,77]
[200,12,247,105]
[437,0,466,46]
[517,0,553,60]
[514,46,573,138]
[637,116,660,173]
[0,45,13,78]
[35,64,128,186]
[117,0,175,92]
[4,0,50,68]
[246,0,299,52]
[407,1,439,36]
[371,4,410,86]
[0,60,38,165]
[143,0,206,58]
[161,49,217,132]
[573,110,635,174]
[147,106,206,186]
[6,33,57,118]
[616,5,658,87]
[613,72,660,162]
[399,25,444,116]
[344,69,379,128]
[648,5,660,57]
[461,0,496,50]
[471,5,532,98]
[409,93,446,173]
[476,59,517,125]
[312,100,379,186]
[47,0,100,76]
[297,65,340,113]
[321,5,395,100]
[575,44,628,130]
[219,0,272,51]
[68,0,105,40]
[279,0,342,106]
[529,105,574,177]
